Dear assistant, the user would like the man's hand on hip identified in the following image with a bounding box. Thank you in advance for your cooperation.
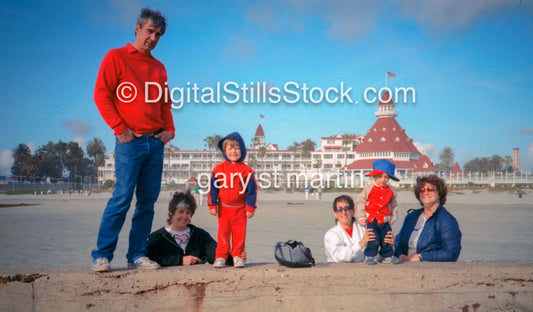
[117,128,140,143]
[155,131,174,144]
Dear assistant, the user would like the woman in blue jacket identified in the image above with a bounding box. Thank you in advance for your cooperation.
[395,175,462,262]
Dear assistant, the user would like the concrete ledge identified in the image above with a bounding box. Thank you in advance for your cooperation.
[1,261,532,312]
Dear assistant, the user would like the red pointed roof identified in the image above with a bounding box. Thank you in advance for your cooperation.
[354,90,420,154]
[344,156,435,173]
[377,91,393,105]
[451,162,462,175]
[354,118,419,153]
[413,155,435,172]
[255,124,265,137]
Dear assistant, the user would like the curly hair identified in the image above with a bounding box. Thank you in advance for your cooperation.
[414,175,447,206]
[167,190,196,225]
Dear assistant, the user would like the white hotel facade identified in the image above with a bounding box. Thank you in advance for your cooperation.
[98,93,436,188]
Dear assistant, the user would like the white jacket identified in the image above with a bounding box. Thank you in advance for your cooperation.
[324,222,366,262]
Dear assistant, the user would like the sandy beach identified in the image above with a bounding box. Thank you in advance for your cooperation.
[0,189,532,268]
[1,189,532,311]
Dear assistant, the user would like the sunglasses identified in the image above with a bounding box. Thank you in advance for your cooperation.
[419,187,437,194]
[335,205,352,212]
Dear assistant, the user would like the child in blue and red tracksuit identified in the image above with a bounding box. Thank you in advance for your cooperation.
[208,132,257,268]
[356,159,401,265]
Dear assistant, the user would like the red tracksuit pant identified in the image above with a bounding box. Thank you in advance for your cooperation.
[216,204,247,259]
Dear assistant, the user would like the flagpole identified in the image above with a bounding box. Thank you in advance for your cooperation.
[385,70,388,89]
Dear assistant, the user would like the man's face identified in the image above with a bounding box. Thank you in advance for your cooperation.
[134,19,162,54]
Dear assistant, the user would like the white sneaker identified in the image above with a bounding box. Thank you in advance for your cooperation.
[233,256,245,268]
[92,258,111,272]
[213,257,226,268]
[132,256,160,270]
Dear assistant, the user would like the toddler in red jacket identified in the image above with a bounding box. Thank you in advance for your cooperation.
[208,132,257,268]
[356,159,401,265]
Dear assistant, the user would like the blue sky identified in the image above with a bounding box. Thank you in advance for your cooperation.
[1,0,533,173]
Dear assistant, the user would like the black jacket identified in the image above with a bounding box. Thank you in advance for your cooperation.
[146,224,218,266]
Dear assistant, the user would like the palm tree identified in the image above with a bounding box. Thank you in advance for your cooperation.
[314,158,322,173]
[300,139,316,153]
[341,134,353,166]
[12,143,32,180]
[258,146,267,173]
[164,144,176,184]
[251,137,262,149]
[87,137,107,170]
[439,147,455,171]
[213,135,222,148]
[301,149,311,174]
[300,139,315,174]
[287,142,300,152]
[204,136,215,151]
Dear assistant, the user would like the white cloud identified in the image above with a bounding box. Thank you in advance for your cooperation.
[528,142,533,161]
[0,150,13,174]
[224,36,255,61]
[110,0,144,27]
[246,0,528,42]
[413,141,436,158]
[26,141,35,154]
[397,0,516,31]
[508,127,533,137]
[74,137,87,152]
[245,0,378,41]
[62,119,93,136]
[89,0,143,29]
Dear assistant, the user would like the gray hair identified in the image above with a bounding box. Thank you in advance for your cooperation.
[137,8,166,36]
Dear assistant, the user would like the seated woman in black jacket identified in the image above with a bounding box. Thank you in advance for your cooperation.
[147,190,233,266]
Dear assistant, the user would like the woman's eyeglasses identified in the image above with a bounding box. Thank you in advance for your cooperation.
[335,205,352,212]
[419,187,437,193]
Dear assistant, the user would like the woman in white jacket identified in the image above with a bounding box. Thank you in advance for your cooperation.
[324,195,394,262]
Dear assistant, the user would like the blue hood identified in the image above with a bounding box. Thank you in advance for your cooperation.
[217,132,247,163]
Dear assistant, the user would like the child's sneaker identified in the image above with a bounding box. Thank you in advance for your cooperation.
[233,256,245,268]
[213,257,226,268]
[391,256,401,264]
[365,256,376,265]
[92,258,111,272]
[131,256,160,270]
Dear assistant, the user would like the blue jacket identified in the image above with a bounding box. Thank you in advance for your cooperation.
[394,205,462,261]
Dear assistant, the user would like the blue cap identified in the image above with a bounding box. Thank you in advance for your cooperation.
[365,159,399,181]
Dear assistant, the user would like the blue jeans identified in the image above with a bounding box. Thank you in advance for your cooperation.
[364,219,393,258]
[92,136,164,263]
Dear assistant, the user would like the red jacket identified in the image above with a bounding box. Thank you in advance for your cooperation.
[94,43,175,136]
[356,184,398,225]
[208,132,257,212]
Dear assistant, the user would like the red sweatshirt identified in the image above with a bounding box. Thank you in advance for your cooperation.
[94,43,175,136]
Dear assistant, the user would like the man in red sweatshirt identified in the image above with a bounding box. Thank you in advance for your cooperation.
[91,8,175,272]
